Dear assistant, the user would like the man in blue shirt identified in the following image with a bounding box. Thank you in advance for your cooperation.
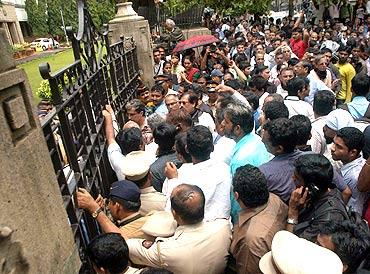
[259,118,303,202]
[221,102,271,222]
[341,74,370,120]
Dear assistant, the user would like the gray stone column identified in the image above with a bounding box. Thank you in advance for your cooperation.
[0,29,80,273]
[109,0,154,88]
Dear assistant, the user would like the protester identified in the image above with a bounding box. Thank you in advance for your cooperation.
[231,165,287,274]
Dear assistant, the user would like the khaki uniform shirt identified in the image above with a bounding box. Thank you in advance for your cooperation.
[230,194,288,274]
[118,212,152,240]
[139,187,166,216]
[125,266,141,274]
[127,219,232,274]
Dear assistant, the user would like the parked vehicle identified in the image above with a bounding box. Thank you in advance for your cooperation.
[30,38,60,51]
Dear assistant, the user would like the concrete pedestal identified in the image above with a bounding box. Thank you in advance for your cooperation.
[109,2,154,88]
[0,29,80,274]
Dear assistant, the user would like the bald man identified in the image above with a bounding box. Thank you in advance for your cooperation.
[127,184,231,274]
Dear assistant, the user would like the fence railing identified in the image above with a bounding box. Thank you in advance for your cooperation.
[38,0,139,267]
[137,5,204,29]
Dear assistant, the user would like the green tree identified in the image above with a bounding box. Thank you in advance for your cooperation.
[26,0,116,38]
[25,0,48,36]
[164,0,272,16]
[88,0,116,27]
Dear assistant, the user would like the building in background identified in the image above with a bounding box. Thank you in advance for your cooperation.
[0,0,26,45]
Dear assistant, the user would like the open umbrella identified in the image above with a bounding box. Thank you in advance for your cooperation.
[173,35,219,53]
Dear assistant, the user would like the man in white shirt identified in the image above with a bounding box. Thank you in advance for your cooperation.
[284,76,314,120]
[309,90,335,155]
[211,108,235,165]
[163,125,231,221]
[103,108,144,180]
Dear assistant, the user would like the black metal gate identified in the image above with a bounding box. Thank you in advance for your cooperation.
[38,0,140,264]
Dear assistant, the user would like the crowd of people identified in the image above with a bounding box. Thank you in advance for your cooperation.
[76,8,370,274]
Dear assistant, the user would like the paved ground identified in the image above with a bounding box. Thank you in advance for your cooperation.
[15,47,70,65]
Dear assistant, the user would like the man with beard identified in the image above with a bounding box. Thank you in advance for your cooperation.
[221,103,271,223]
[335,45,356,105]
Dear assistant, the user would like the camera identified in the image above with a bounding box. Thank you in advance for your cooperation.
[210,44,217,53]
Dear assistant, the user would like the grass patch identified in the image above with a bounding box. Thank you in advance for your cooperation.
[18,49,74,103]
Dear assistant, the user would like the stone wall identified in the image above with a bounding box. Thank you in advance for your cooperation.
[0,30,80,274]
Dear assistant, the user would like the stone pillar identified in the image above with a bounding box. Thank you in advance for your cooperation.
[0,29,80,273]
[109,0,154,88]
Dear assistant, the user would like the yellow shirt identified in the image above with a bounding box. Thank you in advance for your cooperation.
[335,62,356,102]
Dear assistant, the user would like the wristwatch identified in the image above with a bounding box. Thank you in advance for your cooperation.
[287,218,298,225]
[92,207,103,219]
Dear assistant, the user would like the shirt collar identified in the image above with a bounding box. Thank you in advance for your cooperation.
[140,186,157,194]
[238,199,269,226]
[117,212,141,225]
[341,156,365,174]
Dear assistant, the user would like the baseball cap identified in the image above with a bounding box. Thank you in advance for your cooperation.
[121,151,152,181]
[211,69,224,77]
[109,180,141,203]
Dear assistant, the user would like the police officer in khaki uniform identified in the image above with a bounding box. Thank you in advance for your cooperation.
[77,180,151,240]
[121,151,167,215]
[127,184,232,274]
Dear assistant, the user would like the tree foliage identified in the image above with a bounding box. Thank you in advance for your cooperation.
[164,0,273,16]
[25,0,116,38]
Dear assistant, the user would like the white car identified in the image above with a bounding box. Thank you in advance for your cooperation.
[30,38,60,51]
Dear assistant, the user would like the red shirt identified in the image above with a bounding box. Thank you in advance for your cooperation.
[290,38,308,60]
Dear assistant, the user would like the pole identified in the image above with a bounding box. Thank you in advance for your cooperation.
[60,9,69,46]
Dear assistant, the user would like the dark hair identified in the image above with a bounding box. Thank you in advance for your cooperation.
[233,164,269,207]
[320,48,333,54]
[351,74,370,97]
[294,154,333,192]
[225,79,242,90]
[170,184,205,225]
[151,84,166,96]
[141,267,174,274]
[319,220,370,273]
[263,101,289,120]
[182,56,193,66]
[286,76,310,96]
[181,91,199,107]
[111,196,141,212]
[254,64,269,75]
[153,122,177,153]
[288,57,300,66]
[86,233,129,274]
[175,132,192,163]
[239,61,251,71]
[313,90,335,116]
[292,27,302,33]
[116,127,143,155]
[242,91,259,111]
[249,75,268,93]
[126,99,146,116]
[336,127,365,153]
[338,45,351,54]
[263,118,297,153]
[290,115,312,146]
[186,125,214,161]
[224,103,254,134]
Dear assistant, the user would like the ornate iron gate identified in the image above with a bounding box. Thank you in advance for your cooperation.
[39,0,140,264]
